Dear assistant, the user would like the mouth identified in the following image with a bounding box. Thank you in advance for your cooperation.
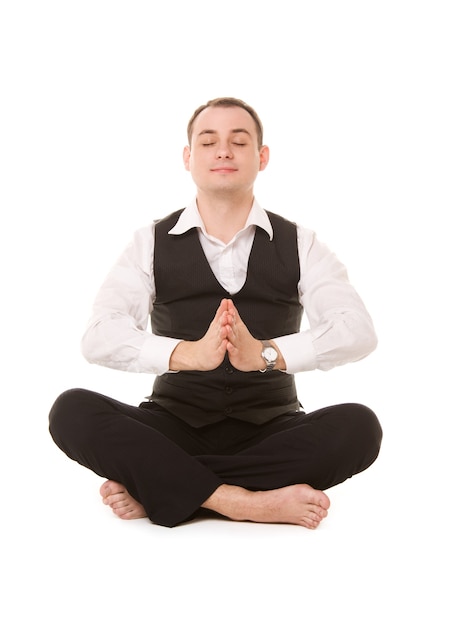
[210,167,238,173]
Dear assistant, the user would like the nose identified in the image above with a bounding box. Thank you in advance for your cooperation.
[216,142,233,159]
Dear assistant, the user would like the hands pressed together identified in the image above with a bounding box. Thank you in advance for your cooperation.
[169,298,283,372]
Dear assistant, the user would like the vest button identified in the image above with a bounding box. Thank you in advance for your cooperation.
[224,407,233,415]
[225,386,233,395]
[225,366,234,374]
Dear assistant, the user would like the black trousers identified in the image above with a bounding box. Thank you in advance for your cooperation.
[49,388,382,528]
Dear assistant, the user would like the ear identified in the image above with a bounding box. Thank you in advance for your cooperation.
[259,145,269,171]
[183,145,191,171]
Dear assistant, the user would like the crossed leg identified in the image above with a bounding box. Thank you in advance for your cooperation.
[51,390,381,529]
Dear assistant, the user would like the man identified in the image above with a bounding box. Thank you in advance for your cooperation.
[49,97,382,530]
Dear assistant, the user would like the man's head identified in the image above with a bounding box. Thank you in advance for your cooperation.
[187,97,264,150]
[183,98,269,198]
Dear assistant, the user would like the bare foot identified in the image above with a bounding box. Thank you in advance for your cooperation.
[100,480,147,520]
[202,484,331,529]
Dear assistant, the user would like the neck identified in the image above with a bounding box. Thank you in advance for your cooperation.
[196,190,254,243]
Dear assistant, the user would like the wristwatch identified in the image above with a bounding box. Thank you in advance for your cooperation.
[259,340,278,372]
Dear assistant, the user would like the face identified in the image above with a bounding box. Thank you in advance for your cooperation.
[183,106,269,196]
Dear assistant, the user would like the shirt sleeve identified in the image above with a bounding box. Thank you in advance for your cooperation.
[81,225,181,375]
[273,225,378,374]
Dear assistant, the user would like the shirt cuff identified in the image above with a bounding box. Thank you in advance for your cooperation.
[274,331,317,374]
[138,335,182,375]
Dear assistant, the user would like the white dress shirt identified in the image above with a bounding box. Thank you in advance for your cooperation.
[81,199,377,376]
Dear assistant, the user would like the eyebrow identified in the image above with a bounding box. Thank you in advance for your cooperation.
[197,128,252,138]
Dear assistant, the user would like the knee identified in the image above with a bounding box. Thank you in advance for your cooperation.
[346,403,383,465]
[48,388,93,446]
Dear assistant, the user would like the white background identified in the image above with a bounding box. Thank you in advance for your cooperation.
[1,1,457,624]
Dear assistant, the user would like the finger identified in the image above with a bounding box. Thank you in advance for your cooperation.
[225,324,237,345]
[218,298,230,313]
[226,299,237,318]
[212,299,228,322]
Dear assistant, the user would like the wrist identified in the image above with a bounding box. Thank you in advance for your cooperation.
[169,340,195,371]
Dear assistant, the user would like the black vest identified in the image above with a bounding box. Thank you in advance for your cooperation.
[150,209,303,427]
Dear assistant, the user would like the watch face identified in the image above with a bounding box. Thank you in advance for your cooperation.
[264,347,277,361]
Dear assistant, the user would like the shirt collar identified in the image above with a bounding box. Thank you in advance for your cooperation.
[168,198,274,241]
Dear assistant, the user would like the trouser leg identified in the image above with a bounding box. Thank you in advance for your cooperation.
[48,388,222,527]
[196,404,382,492]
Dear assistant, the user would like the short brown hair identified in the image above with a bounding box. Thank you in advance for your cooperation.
[187,97,264,149]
